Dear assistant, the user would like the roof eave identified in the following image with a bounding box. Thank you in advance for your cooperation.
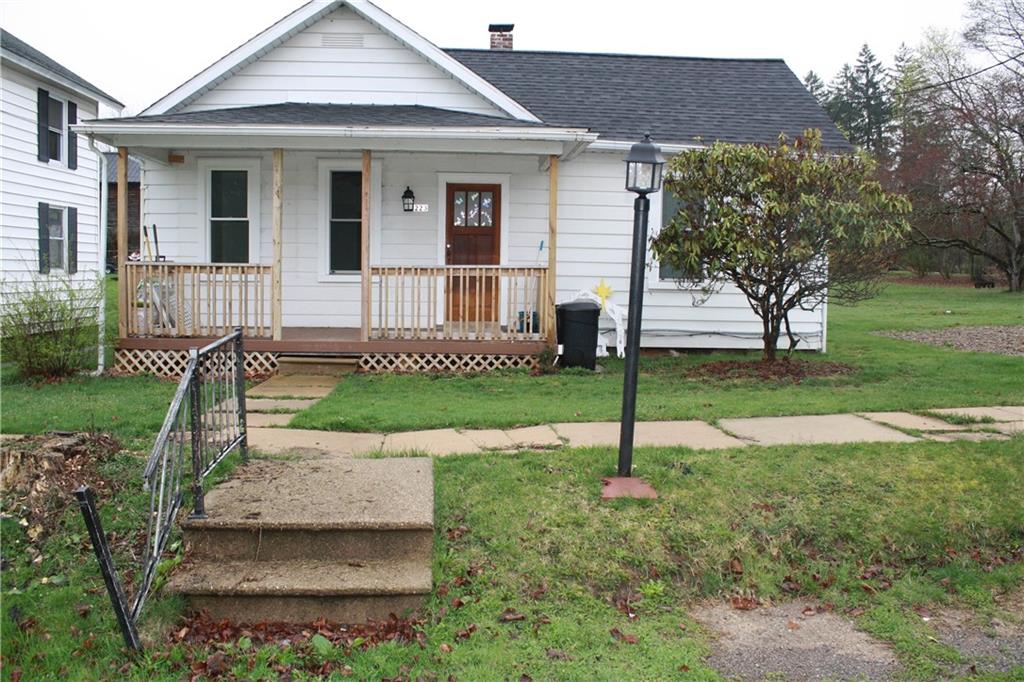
[1,50,124,110]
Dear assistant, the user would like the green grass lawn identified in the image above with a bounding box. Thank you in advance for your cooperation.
[292,283,1024,433]
[3,438,1022,679]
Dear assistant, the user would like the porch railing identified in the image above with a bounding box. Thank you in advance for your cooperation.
[370,265,549,342]
[125,262,272,338]
[75,329,248,651]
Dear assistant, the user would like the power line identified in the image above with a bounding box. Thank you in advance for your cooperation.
[905,50,1024,94]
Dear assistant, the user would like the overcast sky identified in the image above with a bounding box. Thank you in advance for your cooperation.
[1,0,970,115]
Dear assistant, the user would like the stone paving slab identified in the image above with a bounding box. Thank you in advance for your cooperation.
[931,406,1024,422]
[719,414,918,446]
[247,413,294,428]
[246,398,319,413]
[504,425,562,448]
[247,427,382,457]
[694,602,901,681]
[990,421,1023,435]
[552,420,746,450]
[858,411,966,432]
[247,375,338,399]
[460,429,517,450]
[381,429,481,456]
[923,431,1010,443]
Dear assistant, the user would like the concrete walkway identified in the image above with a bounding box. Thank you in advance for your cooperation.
[242,400,1022,459]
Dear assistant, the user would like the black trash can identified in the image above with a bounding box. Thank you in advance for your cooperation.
[556,300,600,370]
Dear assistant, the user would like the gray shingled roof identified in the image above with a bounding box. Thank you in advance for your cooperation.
[102,152,141,183]
[446,49,849,149]
[0,28,122,106]
[87,103,563,129]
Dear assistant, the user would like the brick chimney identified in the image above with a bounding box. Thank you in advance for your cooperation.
[489,24,514,50]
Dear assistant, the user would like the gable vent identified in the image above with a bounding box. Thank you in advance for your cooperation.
[321,33,364,48]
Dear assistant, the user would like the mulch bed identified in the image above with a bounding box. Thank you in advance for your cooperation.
[686,359,856,383]
[877,326,1024,357]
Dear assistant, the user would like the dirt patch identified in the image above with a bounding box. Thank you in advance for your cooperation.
[884,274,978,287]
[1,432,123,552]
[877,325,1024,357]
[686,359,856,384]
[693,601,900,681]
[927,588,1024,675]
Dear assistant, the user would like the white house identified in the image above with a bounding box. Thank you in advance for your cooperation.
[1,29,122,298]
[74,0,848,376]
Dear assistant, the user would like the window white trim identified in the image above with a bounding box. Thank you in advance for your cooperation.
[197,158,262,263]
[316,157,382,283]
[46,204,68,271]
[45,92,67,166]
[646,189,704,292]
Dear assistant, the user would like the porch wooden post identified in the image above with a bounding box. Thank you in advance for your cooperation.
[271,148,283,341]
[360,150,371,341]
[546,154,559,344]
[116,147,128,338]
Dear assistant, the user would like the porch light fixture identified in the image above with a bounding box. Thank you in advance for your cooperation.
[624,133,665,194]
[609,134,664,498]
[402,186,415,212]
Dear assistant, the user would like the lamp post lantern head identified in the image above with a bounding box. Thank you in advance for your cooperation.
[625,134,665,195]
[402,186,416,212]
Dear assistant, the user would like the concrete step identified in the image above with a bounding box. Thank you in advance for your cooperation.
[172,457,434,623]
[184,526,433,563]
[277,355,359,377]
[167,558,430,623]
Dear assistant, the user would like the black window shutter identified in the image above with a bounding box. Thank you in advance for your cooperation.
[67,101,78,170]
[67,206,78,274]
[38,202,50,273]
[37,88,49,162]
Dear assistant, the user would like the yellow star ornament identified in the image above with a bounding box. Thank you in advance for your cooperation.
[592,279,613,309]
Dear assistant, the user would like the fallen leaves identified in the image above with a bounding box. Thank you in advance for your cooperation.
[730,595,759,611]
[609,628,638,644]
[498,609,526,623]
[729,558,744,575]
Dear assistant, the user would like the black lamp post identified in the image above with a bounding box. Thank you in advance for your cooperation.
[617,134,665,478]
[402,186,416,212]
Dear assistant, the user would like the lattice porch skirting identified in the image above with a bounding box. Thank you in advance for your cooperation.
[114,348,279,379]
[359,352,536,374]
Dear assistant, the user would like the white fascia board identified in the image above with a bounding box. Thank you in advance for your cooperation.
[140,0,542,123]
[73,122,596,143]
[587,139,705,154]
[1,52,124,110]
[345,0,540,123]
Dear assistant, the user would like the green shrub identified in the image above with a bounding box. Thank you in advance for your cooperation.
[1,273,103,379]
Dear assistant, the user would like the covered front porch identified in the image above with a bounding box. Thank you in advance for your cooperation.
[81,110,596,372]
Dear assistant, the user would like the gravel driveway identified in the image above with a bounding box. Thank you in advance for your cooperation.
[877,325,1024,356]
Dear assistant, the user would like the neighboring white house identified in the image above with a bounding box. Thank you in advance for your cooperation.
[1,29,123,295]
[75,0,849,375]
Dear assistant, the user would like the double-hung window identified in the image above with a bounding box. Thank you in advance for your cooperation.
[328,171,362,273]
[210,170,249,263]
[202,160,260,264]
[36,202,77,274]
[36,89,77,168]
[656,190,703,283]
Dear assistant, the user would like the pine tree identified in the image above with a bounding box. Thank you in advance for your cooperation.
[849,44,894,155]
[804,70,826,104]
[824,64,858,138]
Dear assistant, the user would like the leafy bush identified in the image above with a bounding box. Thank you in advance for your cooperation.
[1,273,103,379]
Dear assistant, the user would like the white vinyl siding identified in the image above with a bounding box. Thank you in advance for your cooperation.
[184,6,504,117]
[0,63,100,286]
[142,149,825,349]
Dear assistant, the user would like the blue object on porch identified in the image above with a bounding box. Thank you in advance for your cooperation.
[517,310,540,333]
